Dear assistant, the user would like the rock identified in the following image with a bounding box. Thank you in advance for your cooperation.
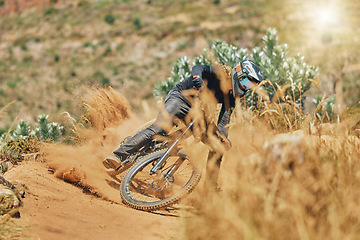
[0,175,23,217]
[262,133,305,177]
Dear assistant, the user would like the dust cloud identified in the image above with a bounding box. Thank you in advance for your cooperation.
[42,87,155,202]
[40,85,360,240]
[180,110,360,240]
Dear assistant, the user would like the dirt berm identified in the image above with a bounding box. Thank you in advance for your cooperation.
[4,160,179,240]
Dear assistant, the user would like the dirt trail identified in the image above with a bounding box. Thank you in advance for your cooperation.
[4,160,179,240]
[2,88,182,239]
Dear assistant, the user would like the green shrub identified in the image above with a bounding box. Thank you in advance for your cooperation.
[153,57,192,98]
[33,114,65,142]
[0,136,40,164]
[0,128,6,137]
[44,7,59,16]
[104,14,115,25]
[1,115,66,144]
[133,17,142,30]
[20,44,27,51]
[100,77,110,86]
[314,95,336,122]
[78,0,89,7]
[22,56,33,63]
[0,115,68,163]
[13,121,31,138]
[82,41,92,48]
[102,45,112,57]
[93,71,110,86]
[213,0,221,5]
[153,28,318,109]
[6,79,18,89]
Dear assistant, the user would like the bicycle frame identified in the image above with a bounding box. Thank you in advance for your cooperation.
[149,120,195,175]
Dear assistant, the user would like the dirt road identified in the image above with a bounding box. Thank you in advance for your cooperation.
[4,160,179,240]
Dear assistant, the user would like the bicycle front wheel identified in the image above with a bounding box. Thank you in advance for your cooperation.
[120,148,201,211]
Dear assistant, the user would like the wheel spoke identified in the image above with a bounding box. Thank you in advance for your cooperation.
[120,149,201,210]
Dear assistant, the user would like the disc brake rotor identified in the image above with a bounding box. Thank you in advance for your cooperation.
[151,173,175,192]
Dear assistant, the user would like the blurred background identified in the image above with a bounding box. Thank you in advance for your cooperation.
[0,0,359,129]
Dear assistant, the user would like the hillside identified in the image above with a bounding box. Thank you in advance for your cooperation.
[1,1,360,239]
[0,0,359,129]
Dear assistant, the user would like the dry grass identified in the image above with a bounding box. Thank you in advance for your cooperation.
[180,105,360,240]
[0,216,24,239]
[82,87,133,131]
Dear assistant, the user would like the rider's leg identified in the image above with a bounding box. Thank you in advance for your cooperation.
[204,151,222,191]
[163,91,191,119]
[104,91,191,169]
[103,123,164,169]
[114,91,191,160]
[113,123,165,160]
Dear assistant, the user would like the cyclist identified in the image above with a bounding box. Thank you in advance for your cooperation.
[104,60,263,185]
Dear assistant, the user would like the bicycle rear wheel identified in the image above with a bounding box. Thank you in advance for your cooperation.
[120,148,201,211]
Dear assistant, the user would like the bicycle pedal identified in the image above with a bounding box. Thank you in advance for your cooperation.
[103,159,117,169]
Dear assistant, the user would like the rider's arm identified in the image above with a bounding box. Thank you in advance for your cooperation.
[191,65,214,89]
[191,65,213,77]
[192,64,234,137]
[217,104,233,138]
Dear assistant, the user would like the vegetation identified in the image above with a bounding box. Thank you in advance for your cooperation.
[154,28,318,111]
[0,218,24,239]
[104,14,115,25]
[0,0,358,130]
[0,0,359,238]
[184,115,360,240]
[0,115,66,164]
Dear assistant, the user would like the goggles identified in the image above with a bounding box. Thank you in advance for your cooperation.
[238,74,256,91]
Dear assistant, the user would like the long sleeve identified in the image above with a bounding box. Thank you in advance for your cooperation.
[217,103,233,138]
[173,65,214,91]
[191,65,213,78]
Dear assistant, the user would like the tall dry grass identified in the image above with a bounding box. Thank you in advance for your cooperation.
[180,101,360,240]
[39,85,360,239]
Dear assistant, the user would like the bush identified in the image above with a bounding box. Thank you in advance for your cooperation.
[153,28,318,109]
[314,95,336,122]
[33,115,65,142]
[213,0,220,5]
[0,115,66,163]
[93,71,110,86]
[104,14,115,25]
[78,0,89,7]
[0,136,40,164]
[44,7,59,16]
[133,17,142,30]
[102,45,112,57]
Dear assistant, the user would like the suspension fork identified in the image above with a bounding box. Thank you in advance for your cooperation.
[150,121,194,175]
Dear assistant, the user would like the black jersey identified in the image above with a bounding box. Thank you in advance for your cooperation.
[170,65,235,137]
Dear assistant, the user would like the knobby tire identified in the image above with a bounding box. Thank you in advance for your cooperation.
[120,148,201,211]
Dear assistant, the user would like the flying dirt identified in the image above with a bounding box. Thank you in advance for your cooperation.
[3,87,180,240]
[43,87,157,203]
[4,86,360,240]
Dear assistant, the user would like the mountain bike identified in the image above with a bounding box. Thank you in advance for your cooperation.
[119,106,230,211]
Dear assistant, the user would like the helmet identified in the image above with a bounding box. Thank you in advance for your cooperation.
[231,60,263,98]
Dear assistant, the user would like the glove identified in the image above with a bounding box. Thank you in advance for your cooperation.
[221,138,232,151]
[192,75,203,89]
